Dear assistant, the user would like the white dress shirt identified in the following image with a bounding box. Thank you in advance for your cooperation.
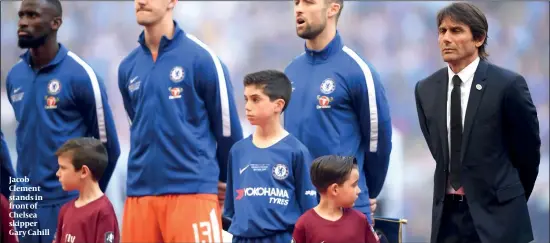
[446,56,480,193]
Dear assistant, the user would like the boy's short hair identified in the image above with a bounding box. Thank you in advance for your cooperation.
[310,155,358,193]
[243,70,292,112]
[55,137,108,182]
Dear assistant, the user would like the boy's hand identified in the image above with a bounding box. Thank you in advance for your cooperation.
[218,182,226,208]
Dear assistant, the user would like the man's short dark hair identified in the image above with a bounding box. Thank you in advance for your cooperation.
[55,137,107,182]
[243,70,292,112]
[437,2,489,60]
[45,0,62,17]
[310,155,358,193]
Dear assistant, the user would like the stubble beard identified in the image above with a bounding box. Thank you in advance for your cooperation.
[296,22,326,40]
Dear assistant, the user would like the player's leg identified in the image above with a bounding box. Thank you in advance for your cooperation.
[159,194,223,243]
[121,196,163,243]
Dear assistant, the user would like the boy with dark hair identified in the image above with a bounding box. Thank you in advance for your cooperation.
[53,137,119,243]
[292,155,379,243]
[223,70,317,243]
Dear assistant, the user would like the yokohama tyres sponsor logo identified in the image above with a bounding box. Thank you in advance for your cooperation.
[236,187,289,206]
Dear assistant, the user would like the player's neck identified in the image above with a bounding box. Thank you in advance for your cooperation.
[305,23,336,51]
[144,16,175,53]
[29,37,58,70]
[314,197,343,221]
[448,52,478,74]
[75,181,103,208]
[253,117,287,148]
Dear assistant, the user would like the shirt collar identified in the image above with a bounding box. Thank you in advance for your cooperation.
[304,31,343,63]
[447,56,480,85]
[138,20,184,53]
[19,43,68,70]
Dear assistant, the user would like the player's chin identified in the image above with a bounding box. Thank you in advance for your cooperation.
[59,182,68,191]
[17,37,38,49]
[60,182,73,191]
[296,29,307,38]
[441,53,460,62]
[136,15,155,26]
[341,203,354,209]
[247,116,259,125]
[297,30,317,40]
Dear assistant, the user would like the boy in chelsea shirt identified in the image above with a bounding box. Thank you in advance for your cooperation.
[223,70,317,243]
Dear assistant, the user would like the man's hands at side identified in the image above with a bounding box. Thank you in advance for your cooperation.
[370,198,377,226]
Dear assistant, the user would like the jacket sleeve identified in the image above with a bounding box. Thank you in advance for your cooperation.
[5,73,11,104]
[117,63,135,124]
[196,54,243,183]
[2,74,16,199]
[73,71,121,192]
[5,71,15,109]
[1,130,16,199]
[294,146,318,212]
[503,75,540,200]
[222,150,235,220]
[415,81,436,159]
[349,63,392,199]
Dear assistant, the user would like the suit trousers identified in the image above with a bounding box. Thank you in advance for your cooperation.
[437,195,481,243]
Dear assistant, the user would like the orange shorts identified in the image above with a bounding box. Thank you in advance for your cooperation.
[121,194,222,243]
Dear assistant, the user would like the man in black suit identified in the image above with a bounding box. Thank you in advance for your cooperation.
[414,2,540,243]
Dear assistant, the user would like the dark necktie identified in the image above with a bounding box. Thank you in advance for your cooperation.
[450,75,462,190]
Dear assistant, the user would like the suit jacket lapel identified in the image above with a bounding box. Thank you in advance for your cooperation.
[437,69,450,166]
[460,60,489,162]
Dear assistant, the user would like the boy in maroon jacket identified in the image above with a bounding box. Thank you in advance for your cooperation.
[53,137,119,243]
[292,155,379,243]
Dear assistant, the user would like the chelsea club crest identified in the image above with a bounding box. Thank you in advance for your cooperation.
[170,66,184,83]
[272,164,289,180]
[320,78,335,94]
[48,79,61,95]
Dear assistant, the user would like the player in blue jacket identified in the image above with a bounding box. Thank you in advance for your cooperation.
[223,70,318,243]
[5,0,120,242]
[1,130,16,199]
[118,0,243,242]
[285,0,392,224]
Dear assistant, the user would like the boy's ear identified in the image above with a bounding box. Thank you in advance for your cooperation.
[274,98,286,113]
[80,165,91,179]
[327,183,339,195]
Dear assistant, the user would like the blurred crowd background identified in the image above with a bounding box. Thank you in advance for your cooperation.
[1,1,548,242]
